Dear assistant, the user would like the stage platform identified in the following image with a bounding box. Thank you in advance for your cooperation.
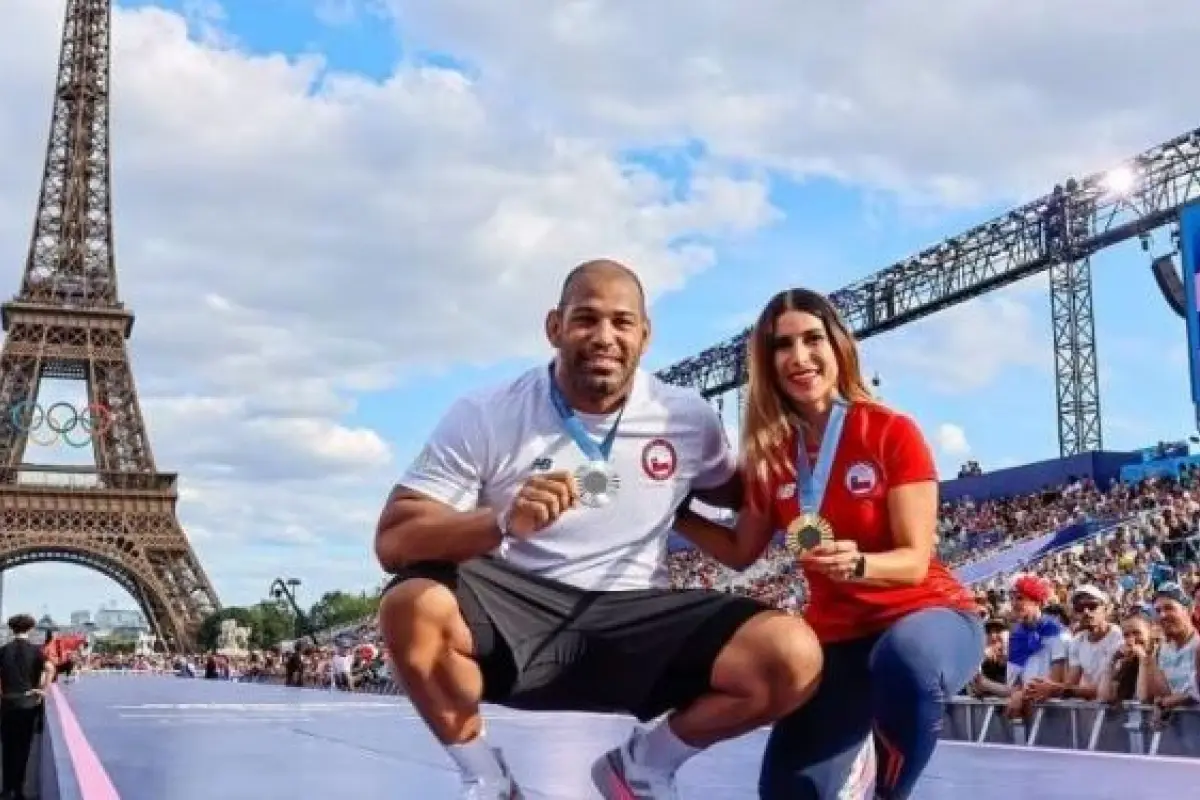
[41,675,1200,799]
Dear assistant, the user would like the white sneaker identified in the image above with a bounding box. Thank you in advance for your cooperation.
[459,748,523,799]
[590,735,680,800]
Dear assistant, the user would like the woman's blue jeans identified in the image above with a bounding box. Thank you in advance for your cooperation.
[759,607,985,799]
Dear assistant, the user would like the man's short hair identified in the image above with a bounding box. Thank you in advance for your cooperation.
[557,259,647,314]
[7,614,36,635]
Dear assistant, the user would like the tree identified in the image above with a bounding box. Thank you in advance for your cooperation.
[92,636,136,656]
[247,601,296,649]
[307,590,379,632]
[196,602,305,651]
[195,606,256,652]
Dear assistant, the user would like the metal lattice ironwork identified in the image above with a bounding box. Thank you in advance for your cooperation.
[20,0,119,309]
[1050,258,1103,455]
[0,0,219,650]
[657,126,1200,456]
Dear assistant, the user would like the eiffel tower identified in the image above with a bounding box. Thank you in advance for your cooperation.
[0,0,219,650]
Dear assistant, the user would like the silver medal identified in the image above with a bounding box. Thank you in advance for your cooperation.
[575,461,620,508]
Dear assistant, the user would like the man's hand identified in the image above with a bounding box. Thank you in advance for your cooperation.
[1156,693,1191,711]
[504,471,579,538]
[1004,689,1027,720]
[1024,678,1060,702]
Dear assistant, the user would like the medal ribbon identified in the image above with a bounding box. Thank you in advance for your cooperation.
[547,363,625,462]
[795,399,848,517]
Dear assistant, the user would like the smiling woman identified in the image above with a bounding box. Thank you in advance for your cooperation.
[673,287,983,800]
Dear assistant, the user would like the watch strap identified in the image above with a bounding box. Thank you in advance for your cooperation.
[495,505,512,539]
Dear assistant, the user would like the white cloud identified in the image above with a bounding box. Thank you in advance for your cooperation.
[0,0,776,613]
[863,281,1051,393]
[313,0,374,27]
[4,0,1194,618]
[389,0,1200,206]
[935,423,971,458]
[138,395,391,483]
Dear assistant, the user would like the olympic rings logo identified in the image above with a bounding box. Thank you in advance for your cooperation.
[6,401,114,448]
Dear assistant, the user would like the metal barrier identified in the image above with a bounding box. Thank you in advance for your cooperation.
[943,696,1200,757]
[240,672,403,695]
[74,667,168,676]
[72,666,403,694]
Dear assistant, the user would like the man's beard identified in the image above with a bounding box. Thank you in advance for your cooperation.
[569,355,632,400]
[573,368,627,399]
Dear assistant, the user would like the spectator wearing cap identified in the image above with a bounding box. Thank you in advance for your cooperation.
[1034,585,1124,702]
[1137,582,1199,717]
[1004,575,1070,720]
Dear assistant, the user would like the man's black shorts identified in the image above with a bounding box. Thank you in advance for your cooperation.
[385,557,770,722]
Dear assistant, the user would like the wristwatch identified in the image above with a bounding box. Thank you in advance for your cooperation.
[852,554,867,579]
[495,505,513,540]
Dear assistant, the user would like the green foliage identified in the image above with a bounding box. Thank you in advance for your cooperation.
[195,586,381,653]
[195,606,257,652]
[92,635,137,655]
[306,590,380,632]
[247,601,298,648]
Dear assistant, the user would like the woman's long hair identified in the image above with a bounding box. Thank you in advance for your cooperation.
[742,288,874,485]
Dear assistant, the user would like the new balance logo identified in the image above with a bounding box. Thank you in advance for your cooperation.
[531,457,553,471]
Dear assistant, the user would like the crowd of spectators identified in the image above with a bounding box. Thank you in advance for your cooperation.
[61,638,396,694]
[963,470,1200,730]
[664,465,1200,741]
[170,619,394,692]
[667,469,1198,613]
[55,465,1200,755]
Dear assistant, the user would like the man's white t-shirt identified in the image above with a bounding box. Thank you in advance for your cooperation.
[398,364,735,592]
[1068,625,1124,686]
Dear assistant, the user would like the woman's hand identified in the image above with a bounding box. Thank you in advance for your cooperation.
[800,539,863,581]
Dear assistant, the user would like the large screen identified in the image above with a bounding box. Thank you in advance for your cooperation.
[1180,201,1200,420]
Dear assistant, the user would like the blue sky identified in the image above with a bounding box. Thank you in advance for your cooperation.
[1,0,1197,625]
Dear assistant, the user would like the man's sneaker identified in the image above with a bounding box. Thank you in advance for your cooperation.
[459,748,523,799]
[459,776,522,800]
[590,735,680,800]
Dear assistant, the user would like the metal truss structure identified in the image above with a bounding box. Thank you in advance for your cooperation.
[657,126,1200,457]
[0,0,219,650]
[1050,259,1102,455]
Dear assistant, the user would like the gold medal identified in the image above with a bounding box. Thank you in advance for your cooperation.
[785,513,834,554]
